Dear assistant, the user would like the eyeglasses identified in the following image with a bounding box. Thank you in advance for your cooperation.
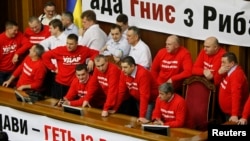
[45,10,55,13]
[45,7,55,13]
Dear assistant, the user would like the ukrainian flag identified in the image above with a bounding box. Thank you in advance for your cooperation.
[66,0,82,28]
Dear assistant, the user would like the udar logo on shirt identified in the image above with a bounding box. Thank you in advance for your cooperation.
[2,44,17,54]
[63,56,81,64]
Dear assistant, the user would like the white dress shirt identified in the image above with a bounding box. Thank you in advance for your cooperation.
[78,24,107,51]
[40,32,67,67]
[40,32,67,51]
[38,14,61,25]
[64,23,79,36]
[103,36,130,59]
[129,39,152,69]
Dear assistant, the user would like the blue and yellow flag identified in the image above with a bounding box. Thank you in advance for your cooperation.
[66,0,82,28]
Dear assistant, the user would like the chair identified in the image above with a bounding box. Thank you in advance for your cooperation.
[182,76,216,131]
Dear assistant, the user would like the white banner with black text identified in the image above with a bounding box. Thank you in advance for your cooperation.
[82,0,250,47]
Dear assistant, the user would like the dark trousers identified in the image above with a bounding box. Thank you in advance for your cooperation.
[43,70,56,97]
[0,72,12,86]
[117,96,139,117]
[51,81,69,99]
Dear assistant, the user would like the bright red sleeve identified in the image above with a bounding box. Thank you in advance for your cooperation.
[103,65,121,111]
[138,72,151,118]
[171,51,193,81]
[14,57,47,90]
[69,76,97,107]
[213,72,226,86]
[85,47,99,60]
[84,69,99,102]
[164,97,187,127]
[64,78,78,100]
[150,49,163,81]
[230,70,248,116]
[242,96,250,119]
[69,97,84,107]
[42,50,57,71]
[192,50,205,75]
[30,62,47,89]
[152,98,162,120]
[15,32,32,55]
[212,48,226,85]
[114,73,127,111]
[12,61,24,77]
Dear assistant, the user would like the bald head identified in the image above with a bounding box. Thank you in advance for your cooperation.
[168,35,180,46]
[165,35,181,53]
[205,36,219,46]
[204,36,220,55]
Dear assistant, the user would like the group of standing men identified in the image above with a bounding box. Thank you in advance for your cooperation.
[0,1,250,129]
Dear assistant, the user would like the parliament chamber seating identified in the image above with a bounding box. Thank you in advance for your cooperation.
[182,76,216,131]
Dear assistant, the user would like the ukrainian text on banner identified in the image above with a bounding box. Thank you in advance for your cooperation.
[0,106,145,141]
[82,0,250,47]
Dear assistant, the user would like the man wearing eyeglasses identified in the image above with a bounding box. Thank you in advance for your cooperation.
[38,1,61,25]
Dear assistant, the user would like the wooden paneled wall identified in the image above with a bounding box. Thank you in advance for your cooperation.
[0,1,8,32]
[2,0,250,86]
[3,0,66,31]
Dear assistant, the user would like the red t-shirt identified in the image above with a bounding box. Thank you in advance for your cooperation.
[13,56,47,91]
[242,96,250,120]
[85,63,121,111]
[219,66,249,116]
[192,48,226,85]
[151,47,192,90]
[42,45,98,86]
[24,25,50,44]
[117,65,158,118]
[152,94,187,127]
[64,75,105,108]
[0,32,32,72]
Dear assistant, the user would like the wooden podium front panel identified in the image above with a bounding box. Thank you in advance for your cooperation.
[0,86,202,141]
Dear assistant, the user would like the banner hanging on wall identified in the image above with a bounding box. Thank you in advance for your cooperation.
[82,0,250,47]
[0,106,145,141]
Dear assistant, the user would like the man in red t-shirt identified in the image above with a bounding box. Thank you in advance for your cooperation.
[82,55,121,117]
[152,82,187,127]
[62,64,105,108]
[2,44,46,92]
[0,20,32,85]
[115,56,158,124]
[151,35,192,93]
[218,52,249,123]
[42,34,98,99]
[24,16,50,44]
[192,36,226,86]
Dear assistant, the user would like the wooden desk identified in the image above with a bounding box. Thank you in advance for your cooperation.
[0,86,202,141]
